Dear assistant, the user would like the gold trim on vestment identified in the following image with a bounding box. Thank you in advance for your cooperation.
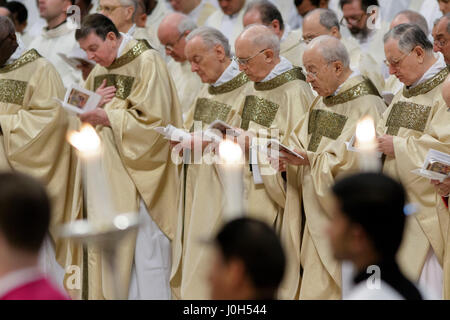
[307,109,348,152]
[254,67,306,91]
[240,95,279,130]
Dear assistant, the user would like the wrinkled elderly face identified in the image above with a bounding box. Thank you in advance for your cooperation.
[302,14,334,43]
[185,36,226,84]
[218,0,245,16]
[384,38,423,86]
[433,17,450,65]
[158,25,187,62]
[78,31,118,67]
[235,37,272,82]
[341,0,368,35]
[303,46,341,97]
[38,0,71,21]
[99,0,133,32]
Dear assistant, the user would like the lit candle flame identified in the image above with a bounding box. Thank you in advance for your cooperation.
[67,123,101,156]
[218,140,243,164]
[356,116,376,150]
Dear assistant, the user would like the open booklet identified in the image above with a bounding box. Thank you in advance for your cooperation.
[411,149,450,182]
[345,135,383,158]
[154,120,241,143]
[258,139,304,159]
[54,84,101,114]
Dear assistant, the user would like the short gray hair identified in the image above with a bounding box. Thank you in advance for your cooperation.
[437,13,450,34]
[0,15,15,38]
[305,8,340,31]
[186,26,231,57]
[241,24,280,56]
[177,15,197,34]
[119,0,138,21]
[245,0,285,30]
[307,35,350,67]
[394,10,429,35]
[384,23,433,54]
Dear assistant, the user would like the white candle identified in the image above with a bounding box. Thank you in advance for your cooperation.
[355,116,381,172]
[67,124,115,226]
[218,140,244,221]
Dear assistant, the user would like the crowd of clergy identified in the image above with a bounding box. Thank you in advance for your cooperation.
[0,0,449,300]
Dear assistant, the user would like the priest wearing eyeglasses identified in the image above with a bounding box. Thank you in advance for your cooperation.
[377,23,450,300]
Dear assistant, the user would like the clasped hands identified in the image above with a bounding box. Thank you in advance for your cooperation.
[79,79,115,127]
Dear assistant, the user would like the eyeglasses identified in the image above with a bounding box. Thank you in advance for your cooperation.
[339,14,364,27]
[384,49,414,68]
[300,35,317,45]
[233,48,268,65]
[165,32,186,52]
[97,5,122,14]
[304,61,335,79]
[434,37,448,48]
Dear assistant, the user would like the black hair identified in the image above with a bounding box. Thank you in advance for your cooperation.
[215,217,286,299]
[332,173,407,260]
[75,13,120,41]
[0,172,51,253]
[4,1,28,24]
[339,0,379,11]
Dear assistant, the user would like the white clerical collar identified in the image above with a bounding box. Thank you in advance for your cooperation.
[127,24,137,37]
[212,59,240,87]
[42,20,76,38]
[261,56,293,83]
[0,266,43,298]
[410,52,447,88]
[334,69,361,95]
[6,36,26,65]
[117,32,134,58]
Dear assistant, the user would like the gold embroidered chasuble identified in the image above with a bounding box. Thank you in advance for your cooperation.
[0,49,83,298]
[83,40,183,299]
[282,75,386,299]
[378,67,450,284]
[170,72,252,299]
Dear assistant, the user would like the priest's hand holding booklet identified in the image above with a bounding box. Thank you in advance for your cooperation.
[54,83,102,114]
[260,139,309,171]
[412,149,450,182]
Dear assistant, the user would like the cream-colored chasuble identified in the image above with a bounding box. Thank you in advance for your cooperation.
[83,39,183,299]
[170,72,252,300]
[283,76,386,300]
[0,49,83,298]
[378,67,450,295]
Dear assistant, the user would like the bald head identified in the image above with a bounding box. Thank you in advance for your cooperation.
[442,74,450,107]
[235,24,281,82]
[390,10,429,35]
[303,8,341,42]
[0,6,11,17]
[303,35,351,96]
[158,12,197,62]
[0,16,18,67]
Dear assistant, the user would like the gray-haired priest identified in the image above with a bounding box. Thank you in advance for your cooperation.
[0,16,83,299]
[76,14,183,300]
[170,26,253,300]
[279,35,386,299]
[232,24,314,298]
[378,24,450,300]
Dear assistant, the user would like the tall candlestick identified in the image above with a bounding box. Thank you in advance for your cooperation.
[355,116,381,172]
[218,140,244,221]
[67,124,115,226]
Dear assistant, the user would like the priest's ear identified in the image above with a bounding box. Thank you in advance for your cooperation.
[412,45,426,64]
[214,43,226,62]
[331,60,345,76]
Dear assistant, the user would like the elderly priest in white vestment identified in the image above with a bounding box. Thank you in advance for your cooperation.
[378,23,450,300]
[242,0,305,67]
[76,13,183,300]
[158,12,203,119]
